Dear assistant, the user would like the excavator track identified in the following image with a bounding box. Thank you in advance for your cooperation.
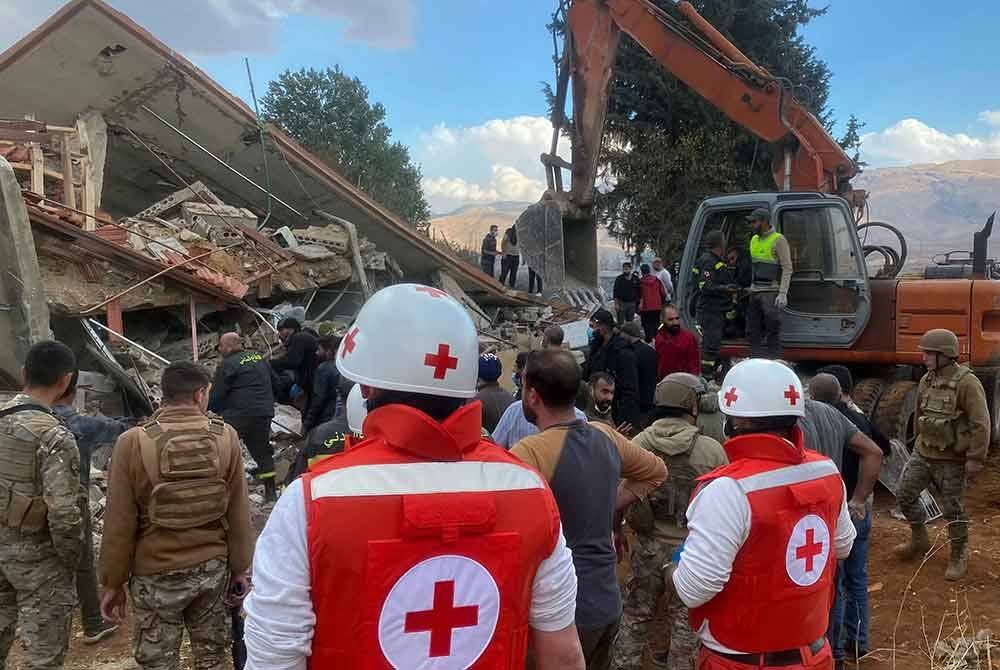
[851,378,886,418]
[873,380,919,448]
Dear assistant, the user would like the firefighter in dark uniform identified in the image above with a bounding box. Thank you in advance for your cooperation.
[695,230,736,378]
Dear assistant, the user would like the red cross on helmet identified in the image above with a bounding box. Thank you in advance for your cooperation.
[718,358,805,418]
[336,283,479,398]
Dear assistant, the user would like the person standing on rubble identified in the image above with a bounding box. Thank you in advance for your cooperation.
[99,362,254,670]
[893,328,989,581]
[613,373,727,670]
[272,318,318,410]
[667,359,856,670]
[210,332,278,502]
[53,372,132,646]
[0,341,83,670]
[244,284,587,669]
[499,225,521,288]
[512,349,666,670]
[302,336,342,435]
[481,224,501,277]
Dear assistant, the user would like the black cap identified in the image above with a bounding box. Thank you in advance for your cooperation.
[591,308,616,329]
[277,317,301,331]
[746,207,770,222]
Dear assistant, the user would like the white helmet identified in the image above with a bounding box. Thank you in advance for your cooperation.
[346,384,367,434]
[336,283,478,398]
[718,358,805,418]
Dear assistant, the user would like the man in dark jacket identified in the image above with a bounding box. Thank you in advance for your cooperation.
[272,318,318,408]
[475,353,515,434]
[209,332,278,501]
[286,377,358,484]
[613,262,640,325]
[695,230,737,377]
[302,337,340,434]
[620,321,658,429]
[586,308,640,433]
[480,225,500,277]
[53,373,130,646]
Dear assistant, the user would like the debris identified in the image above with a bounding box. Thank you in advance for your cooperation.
[867,581,883,594]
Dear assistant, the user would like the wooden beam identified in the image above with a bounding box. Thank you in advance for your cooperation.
[60,134,75,209]
[26,114,44,196]
[106,298,123,344]
[80,153,95,228]
[189,295,199,362]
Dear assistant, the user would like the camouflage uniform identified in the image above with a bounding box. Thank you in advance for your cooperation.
[0,395,83,670]
[614,416,727,670]
[130,559,230,670]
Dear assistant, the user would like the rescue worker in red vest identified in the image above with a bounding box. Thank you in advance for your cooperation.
[243,283,586,670]
[666,359,857,670]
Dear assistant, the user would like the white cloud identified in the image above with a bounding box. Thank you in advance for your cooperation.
[414,116,553,212]
[979,110,1000,127]
[862,116,1000,166]
[0,0,414,55]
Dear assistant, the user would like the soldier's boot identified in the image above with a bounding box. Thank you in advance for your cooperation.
[892,524,930,561]
[263,477,277,503]
[944,524,968,581]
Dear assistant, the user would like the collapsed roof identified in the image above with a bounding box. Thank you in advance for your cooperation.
[0,0,528,305]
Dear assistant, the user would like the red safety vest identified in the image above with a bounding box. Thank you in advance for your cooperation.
[302,401,561,669]
[689,428,844,653]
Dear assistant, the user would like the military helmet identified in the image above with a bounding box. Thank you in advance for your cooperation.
[655,372,706,413]
[918,329,959,358]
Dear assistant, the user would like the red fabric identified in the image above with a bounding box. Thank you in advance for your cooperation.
[639,274,665,312]
[303,402,561,669]
[697,643,834,670]
[690,431,844,653]
[655,327,700,378]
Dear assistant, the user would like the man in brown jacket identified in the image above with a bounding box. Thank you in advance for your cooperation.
[99,362,254,670]
[512,349,667,670]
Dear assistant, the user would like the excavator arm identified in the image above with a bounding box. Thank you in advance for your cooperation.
[519,0,862,294]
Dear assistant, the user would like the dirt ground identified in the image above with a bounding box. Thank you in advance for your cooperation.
[6,464,1000,670]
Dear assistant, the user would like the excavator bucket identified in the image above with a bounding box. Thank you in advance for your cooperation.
[515,197,600,297]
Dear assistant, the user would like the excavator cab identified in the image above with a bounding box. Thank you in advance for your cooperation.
[677,192,872,349]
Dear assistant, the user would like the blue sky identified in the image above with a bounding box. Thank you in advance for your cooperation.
[6,0,998,213]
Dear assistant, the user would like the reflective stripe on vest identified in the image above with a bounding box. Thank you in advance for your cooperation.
[750,231,783,284]
[737,459,839,493]
[310,460,546,499]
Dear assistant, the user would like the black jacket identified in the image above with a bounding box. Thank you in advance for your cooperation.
[304,360,340,433]
[630,340,658,410]
[613,272,640,303]
[586,334,640,428]
[286,411,352,485]
[836,401,892,498]
[272,331,318,391]
[208,350,276,420]
[695,251,736,310]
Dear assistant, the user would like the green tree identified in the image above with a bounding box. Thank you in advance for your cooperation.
[839,114,867,167]
[591,0,855,259]
[262,67,431,232]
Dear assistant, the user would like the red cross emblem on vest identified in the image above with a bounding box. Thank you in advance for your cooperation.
[785,514,830,587]
[425,344,459,380]
[378,555,501,668]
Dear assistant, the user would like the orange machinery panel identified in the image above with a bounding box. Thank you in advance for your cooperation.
[970,280,1000,367]
[895,280,972,362]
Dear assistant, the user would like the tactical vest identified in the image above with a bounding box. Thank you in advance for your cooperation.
[750,231,784,286]
[139,416,231,530]
[918,366,973,453]
[647,432,700,528]
[0,404,61,533]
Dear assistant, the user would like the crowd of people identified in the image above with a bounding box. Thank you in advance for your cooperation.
[0,277,989,670]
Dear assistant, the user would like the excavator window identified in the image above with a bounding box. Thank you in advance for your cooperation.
[779,206,864,315]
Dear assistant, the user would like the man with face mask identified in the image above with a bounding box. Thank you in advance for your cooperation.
[585,308,641,433]
[655,305,700,379]
[746,208,793,359]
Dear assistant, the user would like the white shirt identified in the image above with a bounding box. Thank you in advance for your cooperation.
[655,268,674,301]
[244,479,578,670]
[671,465,856,654]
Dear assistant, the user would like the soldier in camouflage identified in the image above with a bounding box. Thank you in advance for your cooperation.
[894,329,990,581]
[99,362,254,670]
[0,341,83,670]
[614,374,728,670]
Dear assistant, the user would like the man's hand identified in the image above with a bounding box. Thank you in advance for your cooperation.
[966,460,984,482]
[774,293,788,310]
[100,587,126,624]
[225,572,252,607]
[616,421,633,438]
[848,497,867,522]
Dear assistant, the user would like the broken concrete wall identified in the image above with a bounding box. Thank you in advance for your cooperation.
[0,158,50,383]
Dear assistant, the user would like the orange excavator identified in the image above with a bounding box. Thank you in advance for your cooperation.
[516,0,1000,446]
